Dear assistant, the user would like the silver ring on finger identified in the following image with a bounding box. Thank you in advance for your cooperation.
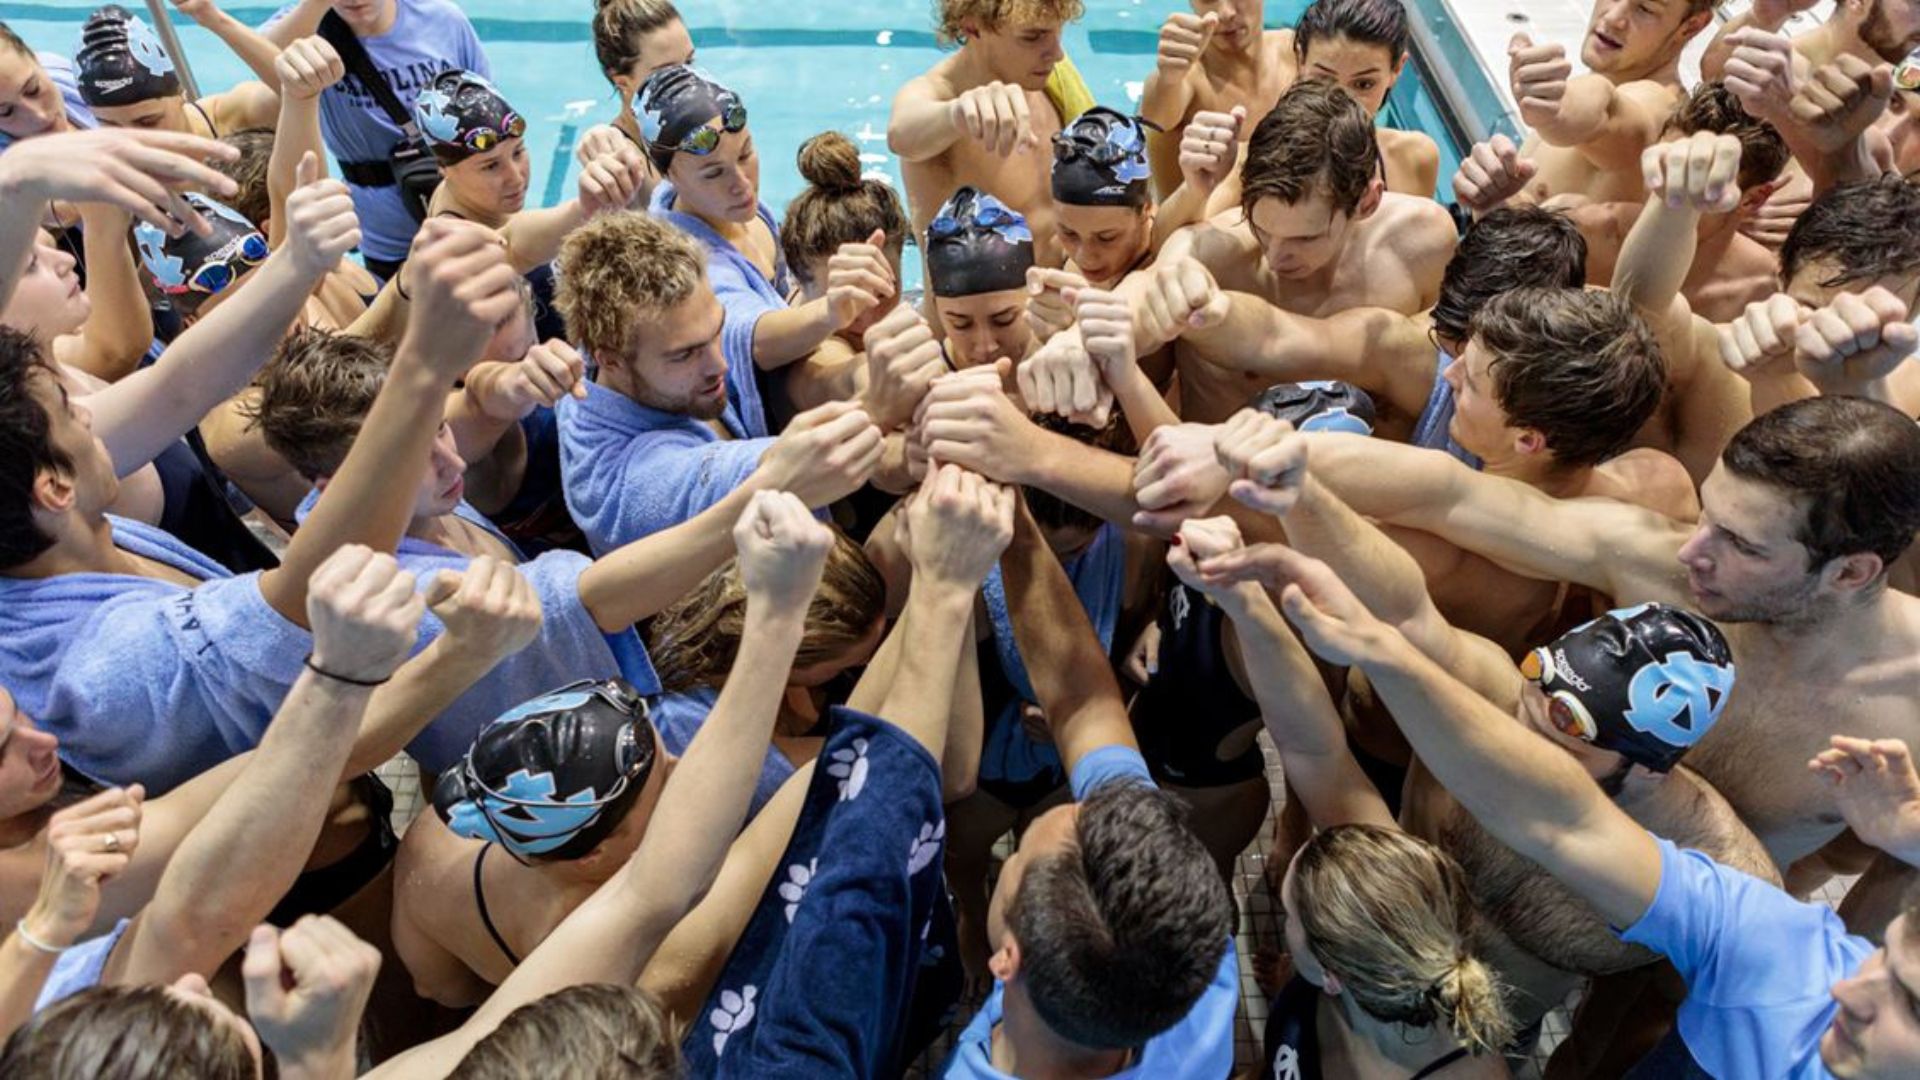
[100,832,121,854]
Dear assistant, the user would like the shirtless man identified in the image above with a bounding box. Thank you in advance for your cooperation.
[889,0,1089,268]
[1505,0,1715,207]
[1138,0,1296,199]
[1704,0,1920,81]
[1183,426,1773,1051]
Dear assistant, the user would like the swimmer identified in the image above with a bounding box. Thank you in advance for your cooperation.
[1292,0,1441,198]
[927,186,1040,372]
[74,4,279,138]
[581,0,694,175]
[1139,0,1298,199]
[890,0,1094,268]
[1705,0,1920,81]
[0,21,93,146]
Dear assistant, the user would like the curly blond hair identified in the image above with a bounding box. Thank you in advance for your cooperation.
[934,0,1085,47]
[554,210,707,362]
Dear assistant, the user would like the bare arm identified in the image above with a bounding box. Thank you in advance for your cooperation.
[60,203,153,383]
[887,77,963,163]
[575,482,762,633]
[175,1,286,91]
[266,38,342,251]
[260,0,333,50]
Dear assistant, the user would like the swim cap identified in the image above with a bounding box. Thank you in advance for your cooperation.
[927,187,1035,298]
[132,193,268,306]
[1520,603,1735,773]
[75,6,180,107]
[413,70,527,165]
[1250,380,1377,436]
[636,64,747,173]
[434,679,659,863]
[1051,107,1154,208]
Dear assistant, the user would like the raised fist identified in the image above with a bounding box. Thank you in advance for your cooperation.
[1508,34,1573,129]
[950,82,1037,158]
[1641,130,1743,214]
[1214,408,1309,517]
[1180,106,1245,196]
[305,545,423,686]
[1157,12,1219,77]
[276,35,345,101]
[1452,134,1536,215]
[734,489,836,612]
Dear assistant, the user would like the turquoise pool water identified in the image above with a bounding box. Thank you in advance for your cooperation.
[1,0,1479,281]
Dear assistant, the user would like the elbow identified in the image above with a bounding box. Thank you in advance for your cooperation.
[942,756,979,804]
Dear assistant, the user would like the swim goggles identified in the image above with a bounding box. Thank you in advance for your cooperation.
[928,201,1025,241]
[176,231,270,297]
[1050,117,1158,165]
[669,99,749,157]
[464,110,528,154]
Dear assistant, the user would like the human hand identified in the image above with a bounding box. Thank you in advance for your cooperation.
[900,463,1016,591]
[1214,409,1308,517]
[861,304,946,431]
[1641,130,1743,214]
[1136,256,1230,348]
[1792,285,1917,391]
[403,218,525,380]
[1789,54,1895,155]
[1717,293,1806,381]
[920,361,1043,483]
[577,143,650,216]
[1165,515,1256,603]
[756,400,885,508]
[1810,736,1920,864]
[1025,266,1087,342]
[1200,542,1392,667]
[471,340,589,422]
[1157,12,1219,78]
[1508,34,1573,130]
[1452,134,1537,215]
[1075,285,1139,390]
[733,490,836,613]
[575,124,629,168]
[243,916,382,1076]
[1740,177,1810,250]
[1722,28,1799,125]
[1122,620,1162,684]
[1017,330,1112,427]
[422,556,543,670]
[283,152,360,276]
[0,128,238,236]
[950,82,1037,158]
[1131,421,1231,533]
[1179,106,1245,197]
[275,35,344,101]
[827,229,897,330]
[305,545,424,686]
[22,786,146,950]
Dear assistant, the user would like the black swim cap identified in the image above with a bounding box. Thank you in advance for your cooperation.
[131,192,268,308]
[636,64,747,174]
[1250,380,1377,436]
[1051,107,1154,208]
[435,679,659,862]
[75,6,180,108]
[927,187,1035,299]
[413,69,526,165]
[1521,603,1735,773]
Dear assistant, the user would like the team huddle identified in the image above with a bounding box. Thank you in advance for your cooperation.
[0,0,1916,1077]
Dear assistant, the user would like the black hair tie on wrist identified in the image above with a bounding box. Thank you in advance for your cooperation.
[304,655,392,688]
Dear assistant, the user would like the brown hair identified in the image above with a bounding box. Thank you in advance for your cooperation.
[591,0,683,83]
[0,22,30,58]
[781,132,909,289]
[244,326,394,481]
[0,985,255,1079]
[451,984,682,1079]
[1470,287,1666,469]
[934,0,1086,47]
[1242,81,1380,219]
[648,526,885,692]
[1663,83,1790,194]
[555,210,707,362]
[215,127,276,229]
[1292,824,1513,1056]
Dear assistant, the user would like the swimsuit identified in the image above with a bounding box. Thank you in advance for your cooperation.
[472,842,522,965]
[1264,975,1473,1079]
[1132,582,1266,789]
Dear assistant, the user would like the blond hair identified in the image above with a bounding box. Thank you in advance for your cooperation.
[1293,825,1513,1056]
[935,0,1086,47]
[554,210,706,362]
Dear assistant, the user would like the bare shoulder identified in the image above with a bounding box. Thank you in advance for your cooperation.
[393,805,474,897]
[898,58,962,106]
[1372,194,1457,275]
[1616,78,1685,120]
[1591,448,1700,522]
[1176,214,1260,272]
[208,81,279,132]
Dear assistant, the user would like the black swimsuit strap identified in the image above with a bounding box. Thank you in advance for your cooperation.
[472,844,522,965]
[187,99,218,139]
[1409,1046,1471,1080]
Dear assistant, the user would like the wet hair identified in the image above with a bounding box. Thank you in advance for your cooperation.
[1720,396,1920,570]
[1779,176,1920,292]
[213,127,275,229]
[1025,412,1130,538]
[1469,288,1666,468]
[781,131,909,289]
[1241,81,1380,219]
[0,984,254,1079]
[648,527,886,692]
[244,326,394,481]
[555,210,707,361]
[451,984,682,1079]
[1292,824,1513,1056]
[1293,0,1411,62]
[1429,207,1587,348]
[1007,780,1233,1049]
[934,0,1086,48]
[1662,83,1789,194]
[0,327,68,570]
[592,0,684,84]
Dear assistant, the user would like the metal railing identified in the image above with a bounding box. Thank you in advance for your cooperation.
[141,0,200,100]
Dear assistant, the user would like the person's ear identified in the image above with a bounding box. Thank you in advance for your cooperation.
[32,466,75,515]
[1737,179,1780,216]
[1392,52,1409,81]
[1826,550,1887,593]
[988,933,1021,983]
[612,70,639,103]
[1515,427,1548,457]
[1355,179,1385,220]
[1321,970,1344,997]
[1680,10,1713,39]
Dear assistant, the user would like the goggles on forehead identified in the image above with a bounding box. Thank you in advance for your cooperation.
[1050,118,1158,166]
[463,110,527,154]
[164,231,269,297]
[670,99,749,158]
[928,201,1024,241]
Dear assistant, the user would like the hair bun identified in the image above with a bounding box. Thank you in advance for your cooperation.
[797,131,864,194]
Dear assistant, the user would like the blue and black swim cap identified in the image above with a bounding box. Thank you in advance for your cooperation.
[926,186,1035,299]
[132,192,268,310]
[434,679,659,862]
[1521,603,1735,773]
[636,64,747,174]
[75,6,180,108]
[1250,380,1377,436]
[1051,107,1154,208]
[413,70,527,165]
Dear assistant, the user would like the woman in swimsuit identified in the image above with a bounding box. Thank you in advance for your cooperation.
[74,4,280,139]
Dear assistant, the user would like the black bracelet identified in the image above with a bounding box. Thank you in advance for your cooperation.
[395,273,412,302]
[303,656,391,688]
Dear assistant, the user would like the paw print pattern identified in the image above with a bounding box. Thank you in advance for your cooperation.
[906,819,946,875]
[709,984,758,1057]
[826,737,870,802]
[777,858,817,924]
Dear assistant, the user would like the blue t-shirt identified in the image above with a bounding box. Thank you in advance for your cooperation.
[0,53,96,152]
[1620,837,1870,1080]
[267,0,490,261]
[943,745,1240,1079]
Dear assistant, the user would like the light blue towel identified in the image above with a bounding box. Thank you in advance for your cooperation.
[33,919,128,1013]
[652,181,789,411]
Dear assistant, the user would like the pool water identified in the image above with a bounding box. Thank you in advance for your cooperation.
[2,0,1472,286]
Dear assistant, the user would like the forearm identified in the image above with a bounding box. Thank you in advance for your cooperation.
[194,9,287,90]
[1700,12,1780,82]
[1287,475,1444,633]
[0,933,60,1040]
[1152,180,1211,248]
[878,580,976,760]
[0,173,43,309]
[445,366,522,463]
[1019,429,1143,529]
[1138,69,1192,132]
[342,639,507,776]
[887,93,963,163]
[1613,199,1699,315]
[71,205,152,382]
[750,298,837,371]
[576,482,758,632]
[343,276,408,344]
[501,202,586,275]
[940,614,983,801]
[268,95,326,249]
[1108,348,1181,442]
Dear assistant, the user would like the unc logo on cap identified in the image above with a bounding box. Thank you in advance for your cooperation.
[1623,651,1735,750]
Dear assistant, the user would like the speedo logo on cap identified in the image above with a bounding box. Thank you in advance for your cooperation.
[1549,649,1592,692]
